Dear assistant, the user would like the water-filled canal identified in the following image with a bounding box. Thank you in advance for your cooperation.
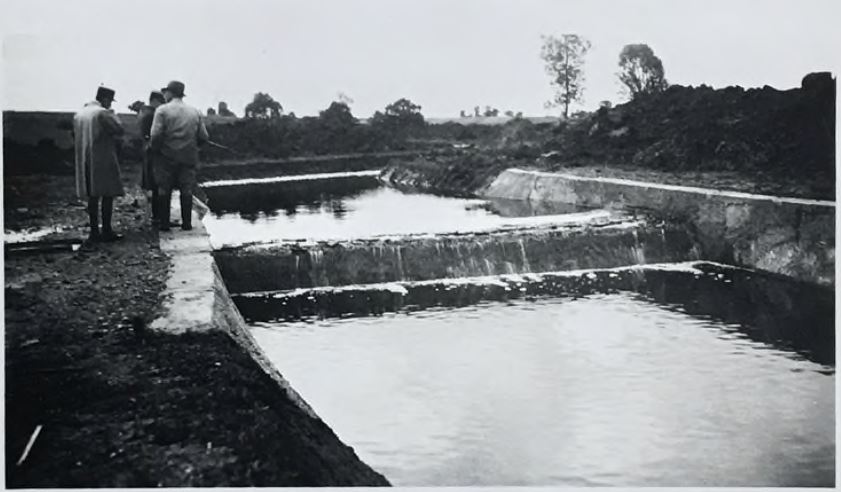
[203,173,835,487]
[202,171,587,247]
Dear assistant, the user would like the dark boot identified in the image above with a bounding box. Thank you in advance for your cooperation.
[151,189,160,225]
[180,189,193,231]
[100,197,123,241]
[158,190,172,231]
[87,197,100,241]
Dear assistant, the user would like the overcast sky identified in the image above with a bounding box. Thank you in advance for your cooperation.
[2,0,840,117]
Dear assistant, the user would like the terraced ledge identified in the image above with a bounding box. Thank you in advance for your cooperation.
[214,213,700,294]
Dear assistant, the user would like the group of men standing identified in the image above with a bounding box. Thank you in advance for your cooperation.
[72,80,209,241]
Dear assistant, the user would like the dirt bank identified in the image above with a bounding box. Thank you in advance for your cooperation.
[4,163,389,487]
[382,150,833,200]
[384,73,836,200]
[547,73,835,180]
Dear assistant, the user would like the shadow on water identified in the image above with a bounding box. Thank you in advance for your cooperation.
[631,264,834,368]
[202,175,381,217]
[234,264,834,367]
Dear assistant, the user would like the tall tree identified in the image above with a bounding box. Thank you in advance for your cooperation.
[244,92,282,119]
[540,34,592,118]
[617,44,668,99]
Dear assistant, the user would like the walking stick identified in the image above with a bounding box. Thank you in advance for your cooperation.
[206,140,242,156]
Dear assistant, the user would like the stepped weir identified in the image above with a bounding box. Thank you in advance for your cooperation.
[212,213,700,294]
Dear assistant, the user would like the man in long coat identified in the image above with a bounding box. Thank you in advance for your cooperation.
[73,86,125,241]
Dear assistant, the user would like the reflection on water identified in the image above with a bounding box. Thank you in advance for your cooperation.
[249,267,834,487]
[203,174,381,217]
[202,178,569,246]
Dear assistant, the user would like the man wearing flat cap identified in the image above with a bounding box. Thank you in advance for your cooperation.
[137,90,166,225]
[150,80,209,231]
[73,85,125,242]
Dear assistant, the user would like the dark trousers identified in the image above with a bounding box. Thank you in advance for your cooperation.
[157,189,193,228]
[155,159,197,228]
[143,146,162,224]
[87,196,115,235]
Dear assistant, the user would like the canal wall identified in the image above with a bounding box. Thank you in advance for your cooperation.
[150,195,389,485]
[213,217,700,294]
[483,169,835,286]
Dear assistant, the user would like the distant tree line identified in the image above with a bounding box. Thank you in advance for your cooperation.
[201,35,669,125]
[458,107,523,118]
[201,94,430,160]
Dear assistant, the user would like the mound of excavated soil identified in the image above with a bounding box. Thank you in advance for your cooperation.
[384,72,835,200]
[544,72,835,192]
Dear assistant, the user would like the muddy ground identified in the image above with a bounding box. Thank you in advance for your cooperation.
[4,162,389,487]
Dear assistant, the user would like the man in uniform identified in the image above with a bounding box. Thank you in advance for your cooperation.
[137,90,166,225]
[73,86,125,241]
[150,80,209,231]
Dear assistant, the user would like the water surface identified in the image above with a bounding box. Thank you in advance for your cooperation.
[205,176,834,486]
[202,176,592,247]
[250,270,834,487]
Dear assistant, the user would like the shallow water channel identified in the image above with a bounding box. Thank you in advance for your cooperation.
[203,173,835,487]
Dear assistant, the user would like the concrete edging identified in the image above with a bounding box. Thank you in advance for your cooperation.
[483,168,835,285]
[149,194,318,418]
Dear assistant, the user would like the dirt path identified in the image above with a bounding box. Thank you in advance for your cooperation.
[4,164,389,487]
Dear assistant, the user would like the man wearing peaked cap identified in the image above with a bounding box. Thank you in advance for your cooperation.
[150,80,209,231]
[73,85,125,242]
[97,86,116,102]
